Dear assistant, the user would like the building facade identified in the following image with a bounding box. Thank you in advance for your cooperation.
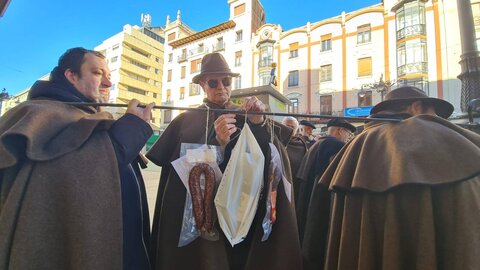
[251,0,480,119]
[161,0,479,126]
[95,23,165,127]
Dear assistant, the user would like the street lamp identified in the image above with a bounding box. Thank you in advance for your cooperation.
[376,75,387,102]
[361,74,395,102]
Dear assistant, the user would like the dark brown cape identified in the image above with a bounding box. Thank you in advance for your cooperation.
[0,100,123,270]
[285,135,308,205]
[146,102,302,270]
[319,115,480,270]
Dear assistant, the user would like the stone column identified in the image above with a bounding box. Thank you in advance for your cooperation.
[457,0,480,112]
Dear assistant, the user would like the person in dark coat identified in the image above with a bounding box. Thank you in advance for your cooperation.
[146,52,302,270]
[282,116,308,204]
[299,120,316,147]
[0,47,154,270]
[319,86,480,270]
[296,118,356,245]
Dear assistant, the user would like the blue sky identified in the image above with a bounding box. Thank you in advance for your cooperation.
[0,0,379,95]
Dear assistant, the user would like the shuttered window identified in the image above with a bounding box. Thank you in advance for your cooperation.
[167,32,176,42]
[181,66,186,79]
[180,87,185,99]
[358,57,372,77]
[234,4,246,16]
[191,58,202,73]
[289,42,299,58]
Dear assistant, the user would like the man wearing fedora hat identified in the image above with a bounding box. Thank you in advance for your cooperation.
[310,86,480,269]
[146,53,301,270]
[296,119,356,246]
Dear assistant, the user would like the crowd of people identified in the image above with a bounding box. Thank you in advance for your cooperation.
[0,49,479,270]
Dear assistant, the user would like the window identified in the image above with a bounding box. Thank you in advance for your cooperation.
[130,60,148,70]
[258,43,273,67]
[290,98,299,114]
[164,110,172,124]
[126,71,148,83]
[167,70,172,81]
[111,56,118,63]
[234,76,242,89]
[214,37,224,51]
[358,57,372,77]
[167,32,176,42]
[168,53,173,62]
[397,40,427,76]
[320,95,332,115]
[235,51,242,67]
[181,66,186,79]
[131,47,149,58]
[289,42,298,58]
[259,71,270,86]
[320,64,332,82]
[166,89,171,102]
[112,44,119,50]
[288,70,299,87]
[127,86,146,95]
[189,83,201,96]
[180,87,185,100]
[234,4,245,16]
[153,93,157,98]
[155,57,160,63]
[155,68,159,75]
[191,58,202,73]
[398,78,429,94]
[474,3,480,49]
[236,30,243,42]
[154,80,159,87]
[358,90,372,107]
[321,34,332,51]
[396,1,426,40]
[357,24,371,44]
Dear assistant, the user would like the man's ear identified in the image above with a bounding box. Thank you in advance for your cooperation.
[407,100,424,116]
[64,69,77,85]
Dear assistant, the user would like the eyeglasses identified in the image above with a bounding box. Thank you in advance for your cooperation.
[207,77,232,88]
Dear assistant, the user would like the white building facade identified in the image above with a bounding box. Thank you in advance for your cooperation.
[161,0,479,128]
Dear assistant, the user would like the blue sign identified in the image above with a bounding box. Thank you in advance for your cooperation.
[344,106,373,117]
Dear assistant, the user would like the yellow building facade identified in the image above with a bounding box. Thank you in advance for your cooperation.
[95,23,165,128]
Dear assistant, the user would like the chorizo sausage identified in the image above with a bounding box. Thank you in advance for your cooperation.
[188,163,216,232]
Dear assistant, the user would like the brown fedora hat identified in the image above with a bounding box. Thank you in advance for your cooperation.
[370,86,454,118]
[192,53,239,84]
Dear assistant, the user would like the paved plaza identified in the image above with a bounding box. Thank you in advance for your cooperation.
[141,162,161,224]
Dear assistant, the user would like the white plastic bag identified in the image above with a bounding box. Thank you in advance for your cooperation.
[214,124,265,246]
[172,144,224,247]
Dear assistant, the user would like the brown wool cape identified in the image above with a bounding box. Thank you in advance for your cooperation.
[317,114,480,270]
[146,101,303,270]
[0,100,123,270]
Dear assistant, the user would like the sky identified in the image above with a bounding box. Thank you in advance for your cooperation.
[0,0,379,95]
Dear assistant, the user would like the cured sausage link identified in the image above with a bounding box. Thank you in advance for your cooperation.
[188,163,216,232]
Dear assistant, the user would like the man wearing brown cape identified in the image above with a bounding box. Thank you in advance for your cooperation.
[146,53,302,270]
[0,48,154,269]
[282,116,308,205]
[310,86,480,270]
